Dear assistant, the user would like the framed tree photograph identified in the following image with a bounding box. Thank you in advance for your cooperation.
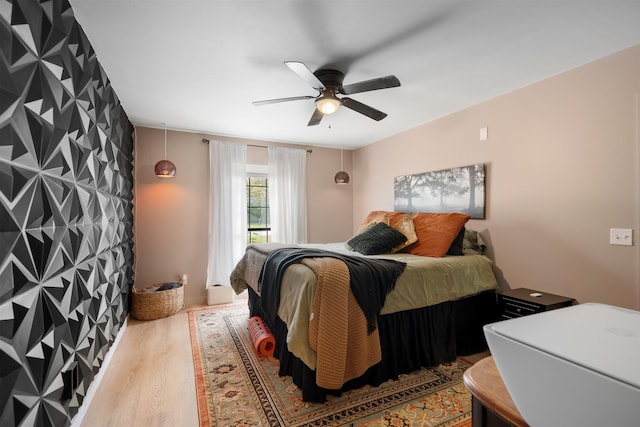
[394,163,486,219]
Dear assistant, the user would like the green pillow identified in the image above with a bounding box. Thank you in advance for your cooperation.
[347,222,407,255]
[462,229,486,255]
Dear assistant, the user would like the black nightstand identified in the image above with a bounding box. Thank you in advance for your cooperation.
[497,288,575,319]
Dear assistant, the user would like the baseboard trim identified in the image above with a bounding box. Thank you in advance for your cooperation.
[70,315,129,427]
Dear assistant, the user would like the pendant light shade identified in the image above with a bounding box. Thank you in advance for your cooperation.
[154,160,176,177]
[155,124,176,178]
[334,170,350,184]
[334,146,350,184]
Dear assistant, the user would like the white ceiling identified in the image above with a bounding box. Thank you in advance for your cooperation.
[69,1,640,149]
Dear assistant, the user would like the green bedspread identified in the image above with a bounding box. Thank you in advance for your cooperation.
[230,242,498,370]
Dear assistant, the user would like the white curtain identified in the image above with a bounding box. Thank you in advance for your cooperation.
[206,141,247,286]
[268,146,307,244]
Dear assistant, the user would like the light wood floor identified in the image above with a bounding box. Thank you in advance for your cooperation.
[80,288,250,427]
[80,293,488,426]
[80,305,204,427]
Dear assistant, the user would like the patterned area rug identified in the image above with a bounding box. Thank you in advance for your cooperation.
[189,303,472,427]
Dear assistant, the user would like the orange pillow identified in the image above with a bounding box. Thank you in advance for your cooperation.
[405,213,471,257]
[357,210,389,232]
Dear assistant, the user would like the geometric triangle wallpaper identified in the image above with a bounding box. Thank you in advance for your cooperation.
[0,1,135,426]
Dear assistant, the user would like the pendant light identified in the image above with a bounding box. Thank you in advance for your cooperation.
[334,146,350,184]
[154,123,176,178]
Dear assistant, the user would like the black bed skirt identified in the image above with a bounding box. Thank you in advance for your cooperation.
[247,288,498,402]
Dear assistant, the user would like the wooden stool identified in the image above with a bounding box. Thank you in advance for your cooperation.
[463,356,529,427]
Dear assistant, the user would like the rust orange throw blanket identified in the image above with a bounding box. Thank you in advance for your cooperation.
[302,258,382,390]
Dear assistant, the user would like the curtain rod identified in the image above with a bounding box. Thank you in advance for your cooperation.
[201,138,312,153]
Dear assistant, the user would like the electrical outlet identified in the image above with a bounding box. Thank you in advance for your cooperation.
[609,228,633,246]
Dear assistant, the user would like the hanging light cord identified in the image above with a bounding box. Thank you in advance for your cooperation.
[164,123,167,160]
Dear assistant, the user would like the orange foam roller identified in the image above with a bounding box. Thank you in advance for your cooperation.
[247,316,275,357]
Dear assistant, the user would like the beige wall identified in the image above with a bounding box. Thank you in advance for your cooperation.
[133,128,353,305]
[135,46,639,309]
[353,45,640,310]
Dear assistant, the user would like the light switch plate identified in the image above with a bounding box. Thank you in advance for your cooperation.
[610,228,633,246]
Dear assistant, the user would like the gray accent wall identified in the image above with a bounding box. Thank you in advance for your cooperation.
[0,1,134,426]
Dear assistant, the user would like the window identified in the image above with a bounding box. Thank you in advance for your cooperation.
[247,173,270,244]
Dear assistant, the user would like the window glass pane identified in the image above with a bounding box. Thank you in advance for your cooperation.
[248,230,270,244]
[246,171,270,243]
[248,207,267,227]
[252,176,267,187]
[249,186,267,207]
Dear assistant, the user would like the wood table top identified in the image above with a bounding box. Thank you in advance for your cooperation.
[463,356,529,427]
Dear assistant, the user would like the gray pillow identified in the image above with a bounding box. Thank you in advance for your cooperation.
[347,222,407,255]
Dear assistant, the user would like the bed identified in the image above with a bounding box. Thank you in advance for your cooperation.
[230,211,499,402]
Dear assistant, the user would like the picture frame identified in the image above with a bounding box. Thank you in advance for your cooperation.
[394,163,486,219]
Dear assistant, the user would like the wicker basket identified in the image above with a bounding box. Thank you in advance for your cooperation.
[132,283,184,320]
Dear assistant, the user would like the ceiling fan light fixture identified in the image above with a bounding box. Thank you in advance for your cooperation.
[316,93,341,114]
[253,62,400,127]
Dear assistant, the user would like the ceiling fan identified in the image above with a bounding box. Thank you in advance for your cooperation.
[253,61,401,126]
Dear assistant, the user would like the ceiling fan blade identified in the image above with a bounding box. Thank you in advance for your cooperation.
[340,75,401,95]
[285,61,325,91]
[341,97,388,121]
[307,108,324,126]
[253,95,315,106]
